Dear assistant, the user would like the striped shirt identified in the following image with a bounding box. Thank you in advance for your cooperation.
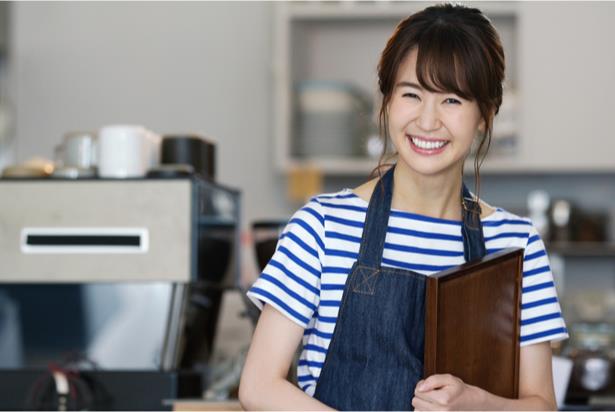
[247,188,568,396]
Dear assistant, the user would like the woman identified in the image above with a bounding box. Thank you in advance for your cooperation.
[240,3,567,410]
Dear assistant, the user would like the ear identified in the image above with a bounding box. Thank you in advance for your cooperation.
[477,116,487,134]
[479,108,497,134]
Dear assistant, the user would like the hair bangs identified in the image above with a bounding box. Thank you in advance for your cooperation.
[415,25,475,101]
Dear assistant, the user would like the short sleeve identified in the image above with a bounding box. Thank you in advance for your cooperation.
[246,198,325,329]
[519,225,569,346]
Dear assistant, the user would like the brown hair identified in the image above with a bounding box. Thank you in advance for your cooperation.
[373,3,505,202]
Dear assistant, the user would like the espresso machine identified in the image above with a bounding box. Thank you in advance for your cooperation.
[0,175,240,410]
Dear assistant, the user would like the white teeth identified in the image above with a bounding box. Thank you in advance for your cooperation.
[411,136,446,150]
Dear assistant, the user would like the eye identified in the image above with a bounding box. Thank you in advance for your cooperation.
[444,97,462,105]
[402,92,420,100]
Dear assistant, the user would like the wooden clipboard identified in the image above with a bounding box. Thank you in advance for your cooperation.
[424,247,524,399]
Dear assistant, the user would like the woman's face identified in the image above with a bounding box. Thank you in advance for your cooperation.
[387,48,484,178]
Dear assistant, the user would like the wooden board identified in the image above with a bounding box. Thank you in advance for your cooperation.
[424,247,523,399]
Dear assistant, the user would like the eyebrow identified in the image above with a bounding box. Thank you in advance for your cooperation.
[396,81,424,90]
[395,81,463,99]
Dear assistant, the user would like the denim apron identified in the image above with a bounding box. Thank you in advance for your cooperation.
[313,166,486,411]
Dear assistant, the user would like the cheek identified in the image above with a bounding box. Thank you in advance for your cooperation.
[388,103,416,131]
[386,105,401,137]
[449,113,481,144]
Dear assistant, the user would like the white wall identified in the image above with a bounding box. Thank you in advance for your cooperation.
[516,2,615,171]
[7,2,615,225]
[9,1,293,225]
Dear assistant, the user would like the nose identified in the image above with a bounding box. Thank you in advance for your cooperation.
[416,99,441,132]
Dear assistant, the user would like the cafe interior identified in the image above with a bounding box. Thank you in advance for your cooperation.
[0,1,614,410]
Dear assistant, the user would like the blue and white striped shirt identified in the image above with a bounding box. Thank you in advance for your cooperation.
[247,188,568,396]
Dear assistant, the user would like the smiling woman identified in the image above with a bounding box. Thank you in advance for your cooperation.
[387,49,485,179]
[375,3,504,204]
[240,3,567,411]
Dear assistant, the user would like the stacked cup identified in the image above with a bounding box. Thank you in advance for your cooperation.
[97,125,161,178]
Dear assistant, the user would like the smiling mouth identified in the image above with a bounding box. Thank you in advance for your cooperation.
[408,135,449,151]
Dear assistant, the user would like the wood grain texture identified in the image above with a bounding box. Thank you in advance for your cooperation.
[424,247,523,399]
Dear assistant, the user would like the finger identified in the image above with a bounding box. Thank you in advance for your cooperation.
[415,386,453,406]
[416,374,454,392]
[412,395,439,411]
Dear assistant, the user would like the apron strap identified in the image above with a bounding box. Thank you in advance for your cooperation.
[356,166,395,268]
[356,165,487,267]
[461,184,487,262]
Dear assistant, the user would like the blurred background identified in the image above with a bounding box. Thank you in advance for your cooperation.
[0,1,614,410]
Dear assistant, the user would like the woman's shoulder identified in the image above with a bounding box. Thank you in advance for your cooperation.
[479,206,546,256]
[288,188,364,226]
[307,188,365,207]
[477,198,497,220]
[482,204,532,225]
[279,189,364,251]
[480,204,538,239]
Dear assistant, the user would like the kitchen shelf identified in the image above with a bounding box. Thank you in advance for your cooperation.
[274,3,615,176]
[273,1,520,176]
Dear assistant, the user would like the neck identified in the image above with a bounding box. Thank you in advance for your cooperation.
[391,160,464,221]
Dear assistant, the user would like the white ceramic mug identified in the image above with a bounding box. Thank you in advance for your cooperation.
[98,125,150,178]
[62,131,97,169]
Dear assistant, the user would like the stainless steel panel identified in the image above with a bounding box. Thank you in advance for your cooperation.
[0,180,192,283]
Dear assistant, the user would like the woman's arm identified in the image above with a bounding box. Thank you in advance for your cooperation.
[239,304,335,411]
[412,341,557,410]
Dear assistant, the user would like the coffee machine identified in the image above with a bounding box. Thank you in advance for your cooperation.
[0,175,240,409]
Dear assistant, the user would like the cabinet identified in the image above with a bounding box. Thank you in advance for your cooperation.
[273,2,615,176]
[273,1,520,175]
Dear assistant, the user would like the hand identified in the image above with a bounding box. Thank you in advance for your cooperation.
[411,374,481,411]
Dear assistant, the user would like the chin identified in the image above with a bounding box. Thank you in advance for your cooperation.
[397,152,463,178]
